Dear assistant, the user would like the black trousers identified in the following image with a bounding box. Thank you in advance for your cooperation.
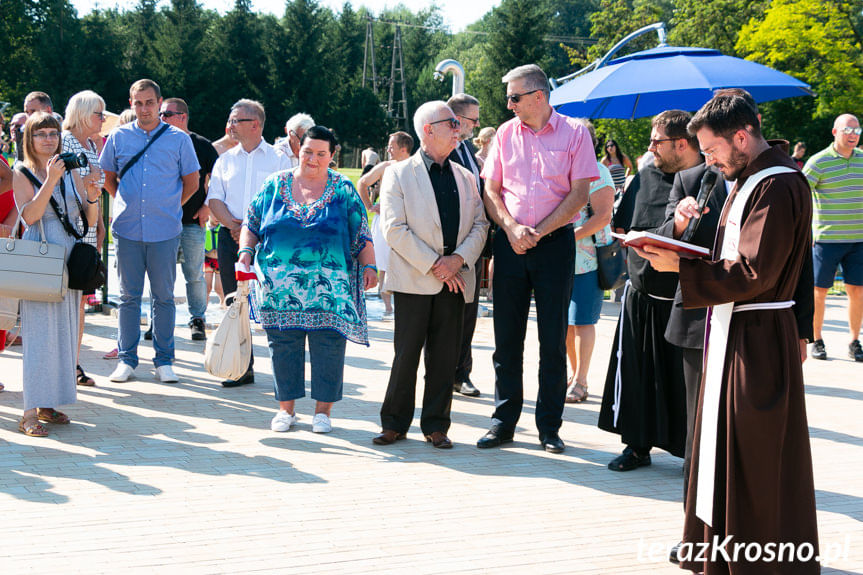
[681,345,703,507]
[216,226,254,370]
[380,288,465,435]
[455,261,483,381]
[490,226,574,436]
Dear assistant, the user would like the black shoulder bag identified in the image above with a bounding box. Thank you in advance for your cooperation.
[119,123,169,180]
[20,167,106,293]
[587,202,627,291]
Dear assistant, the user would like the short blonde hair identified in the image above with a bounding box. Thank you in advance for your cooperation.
[63,90,106,133]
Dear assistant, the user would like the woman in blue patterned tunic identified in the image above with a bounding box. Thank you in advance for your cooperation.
[237,126,377,434]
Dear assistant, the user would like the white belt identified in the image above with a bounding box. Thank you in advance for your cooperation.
[734,300,794,313]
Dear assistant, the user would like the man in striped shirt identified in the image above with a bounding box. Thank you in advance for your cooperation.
[802,113,863,361]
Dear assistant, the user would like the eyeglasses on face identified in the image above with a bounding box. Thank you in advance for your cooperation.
[840,127,862,136]
[649,137,677,147]
[92,112,105,120]
[458,114,479,125]
[505,89,540,104]
[228,118,255,126]
[33,131,61,140]
[428,117,460,130]
[160,110,185,118]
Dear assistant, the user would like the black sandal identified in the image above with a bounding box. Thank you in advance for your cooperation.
[608,446,651,471]
[77,365,95,387]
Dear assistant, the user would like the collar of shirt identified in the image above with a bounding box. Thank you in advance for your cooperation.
[233,138,268,157]
[133,119,167,136]
[420,148,452,173]
[514,108,561,136]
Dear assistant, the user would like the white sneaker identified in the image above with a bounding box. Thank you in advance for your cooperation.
[271,410,298,432]
[109,363,135,382]
[155,365,179,383]
[312,413,332,433]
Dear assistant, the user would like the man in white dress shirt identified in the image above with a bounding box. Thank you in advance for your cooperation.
[206,99,292,387]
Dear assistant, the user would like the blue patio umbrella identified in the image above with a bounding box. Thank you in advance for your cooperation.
[549,45,814,120]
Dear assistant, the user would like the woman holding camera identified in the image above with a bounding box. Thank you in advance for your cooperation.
[63,90,106,387]
[12,112,100,436]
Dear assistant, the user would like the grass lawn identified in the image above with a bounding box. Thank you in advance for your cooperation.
[338,167,362,187]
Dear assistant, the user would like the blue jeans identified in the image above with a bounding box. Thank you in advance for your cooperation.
[266,328,346,403]
[115,233,181,368]
[180,224,208,319]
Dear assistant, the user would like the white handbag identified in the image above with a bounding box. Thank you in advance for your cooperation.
[0,211,68,303]
[204,281,252,380]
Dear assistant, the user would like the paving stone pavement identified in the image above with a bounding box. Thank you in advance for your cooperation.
[0,295,861,574]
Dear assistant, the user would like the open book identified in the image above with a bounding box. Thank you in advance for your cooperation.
[611,231,710,258]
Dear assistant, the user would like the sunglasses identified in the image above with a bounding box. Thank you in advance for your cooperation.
[649,137,678,147]
[429,117,460,130]
[458,114,479,125]
[228,118,255,125]
[505,89,540,104]
[160,110,185,118]
[840,127,862,136]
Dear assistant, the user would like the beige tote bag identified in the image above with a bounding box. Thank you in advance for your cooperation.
[204,281,252,380]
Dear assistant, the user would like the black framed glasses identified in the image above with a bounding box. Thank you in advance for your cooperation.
[160,110,186,118]
[505,89,540,104]
[228,118,255,126]
[458,114,479,125]
[429,117,460,130]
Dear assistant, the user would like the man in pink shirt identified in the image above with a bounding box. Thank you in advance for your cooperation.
[478,64,599,453]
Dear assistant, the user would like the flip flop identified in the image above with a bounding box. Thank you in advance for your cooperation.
[565,381,588,403]
[19,417,49,437]
[77,365,96,387]
[37,408,71,425]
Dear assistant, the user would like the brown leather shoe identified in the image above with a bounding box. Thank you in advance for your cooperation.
[373,429,406,445]
[424,431,453,449]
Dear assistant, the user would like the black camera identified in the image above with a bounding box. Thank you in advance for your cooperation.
[59,151,88,170]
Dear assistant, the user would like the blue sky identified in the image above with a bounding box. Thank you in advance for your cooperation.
[69,0,501,32]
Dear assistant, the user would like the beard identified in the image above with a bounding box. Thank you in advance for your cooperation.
[718,145,749,181]
[654,150,682,173]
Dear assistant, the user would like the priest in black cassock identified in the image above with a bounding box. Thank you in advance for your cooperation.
[598,110,703,471]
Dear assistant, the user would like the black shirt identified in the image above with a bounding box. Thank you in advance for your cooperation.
[182,132,219,225]
[421,149,460,255]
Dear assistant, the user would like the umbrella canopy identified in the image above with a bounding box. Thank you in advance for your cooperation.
[550,46,813,120]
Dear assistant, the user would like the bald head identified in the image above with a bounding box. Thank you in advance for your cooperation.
[832,113,860,158]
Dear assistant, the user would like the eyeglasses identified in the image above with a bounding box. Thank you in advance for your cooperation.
[92,112,105,120]
[160,111,186,118]
[228,118,255,126]
[428,117,460,130]
[505,89,540,104]
[33,131,60,140]
[649,137,677,147]
[458,114,479,125]
[840,127,862,136]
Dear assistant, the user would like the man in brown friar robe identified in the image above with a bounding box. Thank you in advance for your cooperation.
[635,92,819,574]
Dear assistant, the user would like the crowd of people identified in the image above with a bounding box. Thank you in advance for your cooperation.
[2,60,858,573]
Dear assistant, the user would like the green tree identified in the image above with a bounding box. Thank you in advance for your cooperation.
[737,0,863,119]
[0,0,39,112]
[668,0,768,55]
[478,0,552,126]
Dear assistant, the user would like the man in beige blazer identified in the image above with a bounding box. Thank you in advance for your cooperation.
[373,101,489,449]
